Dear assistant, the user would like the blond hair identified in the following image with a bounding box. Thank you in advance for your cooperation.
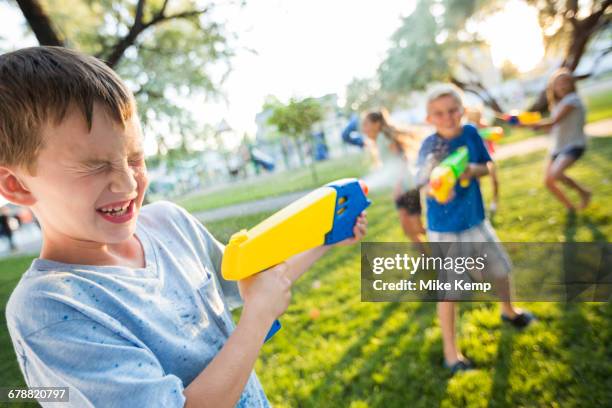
[546,68,576,111]
[426,85,464,113]
[0,46,135,173]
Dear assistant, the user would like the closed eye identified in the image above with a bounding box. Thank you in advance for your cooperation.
[128,157,145,167]
[76,163,109,174]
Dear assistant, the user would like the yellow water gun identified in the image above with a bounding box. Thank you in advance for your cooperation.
[429,146,470,203]
[502,110,542,125]
[479,126,504,142]
[221,178,370,340]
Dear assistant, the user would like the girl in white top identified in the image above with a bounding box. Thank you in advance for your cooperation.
[532,68,591,211]
[361,110,426,246]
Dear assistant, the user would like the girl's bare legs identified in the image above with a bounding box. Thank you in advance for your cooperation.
[397,208,427,254]
[544,159,576,210]
[545,156,591,210]
[552,156,591,209]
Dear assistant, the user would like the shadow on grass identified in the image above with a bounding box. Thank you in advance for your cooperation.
[554,302,612,406]
[563,212,611,301]
[557,211,611,405]
[582,215,607,242]
[306,302,449,408]
[486,328,515,408]
[563,211,607,243]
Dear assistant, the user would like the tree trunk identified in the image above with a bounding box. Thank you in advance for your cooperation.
[103,28,142,68]
[529,91,549,114]
[529,24,593,112]
[563,27,591,72]
[293,136,306,166]
[450,76,505,113]
[280,137,291,169]
[309,137,319,184]
[16,0,63,46]
[101,0,147,67]
[528,1,611,112]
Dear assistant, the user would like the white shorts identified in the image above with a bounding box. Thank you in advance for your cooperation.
[427,220,512,280]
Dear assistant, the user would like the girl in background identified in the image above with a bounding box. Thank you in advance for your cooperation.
[361,110,426,245]
[531,68,591,211]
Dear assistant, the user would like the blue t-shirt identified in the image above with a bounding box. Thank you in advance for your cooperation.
[341,114,365,147]
[6,201,269,408]
[417,124,491,232]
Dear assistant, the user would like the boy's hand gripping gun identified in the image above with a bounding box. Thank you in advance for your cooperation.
[221,178,371,341]
[428,146,470,203]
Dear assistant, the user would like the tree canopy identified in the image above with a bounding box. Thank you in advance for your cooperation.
[266,97,323,140]
[346,0,611,113]
[11,0,237,155]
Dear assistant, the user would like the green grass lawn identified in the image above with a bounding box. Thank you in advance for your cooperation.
[216,137,612,407]
[0,256,38,407]
[1,138,611,407]
[173,154,369,214]
[585,91,612,123]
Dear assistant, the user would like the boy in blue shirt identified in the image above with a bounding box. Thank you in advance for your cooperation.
[0,47,367,407]
[417,86,533,374]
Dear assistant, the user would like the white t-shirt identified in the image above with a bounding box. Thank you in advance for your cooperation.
[551,92,586,154]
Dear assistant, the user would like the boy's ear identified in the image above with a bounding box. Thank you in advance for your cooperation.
[0,167,36,207]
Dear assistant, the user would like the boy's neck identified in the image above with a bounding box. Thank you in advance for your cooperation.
[40,232,145,268]
[436,126,462,139]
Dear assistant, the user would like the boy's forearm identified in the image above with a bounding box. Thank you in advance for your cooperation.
[467,164,489,179]
[183,307,271,408]
[184,219,356,405]
[285,246,331,283]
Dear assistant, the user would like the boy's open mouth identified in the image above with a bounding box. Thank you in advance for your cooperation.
[96,199,136,223]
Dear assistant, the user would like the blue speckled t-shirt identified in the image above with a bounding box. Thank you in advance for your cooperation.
[6,201,270,408]
[417,124,492,232]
